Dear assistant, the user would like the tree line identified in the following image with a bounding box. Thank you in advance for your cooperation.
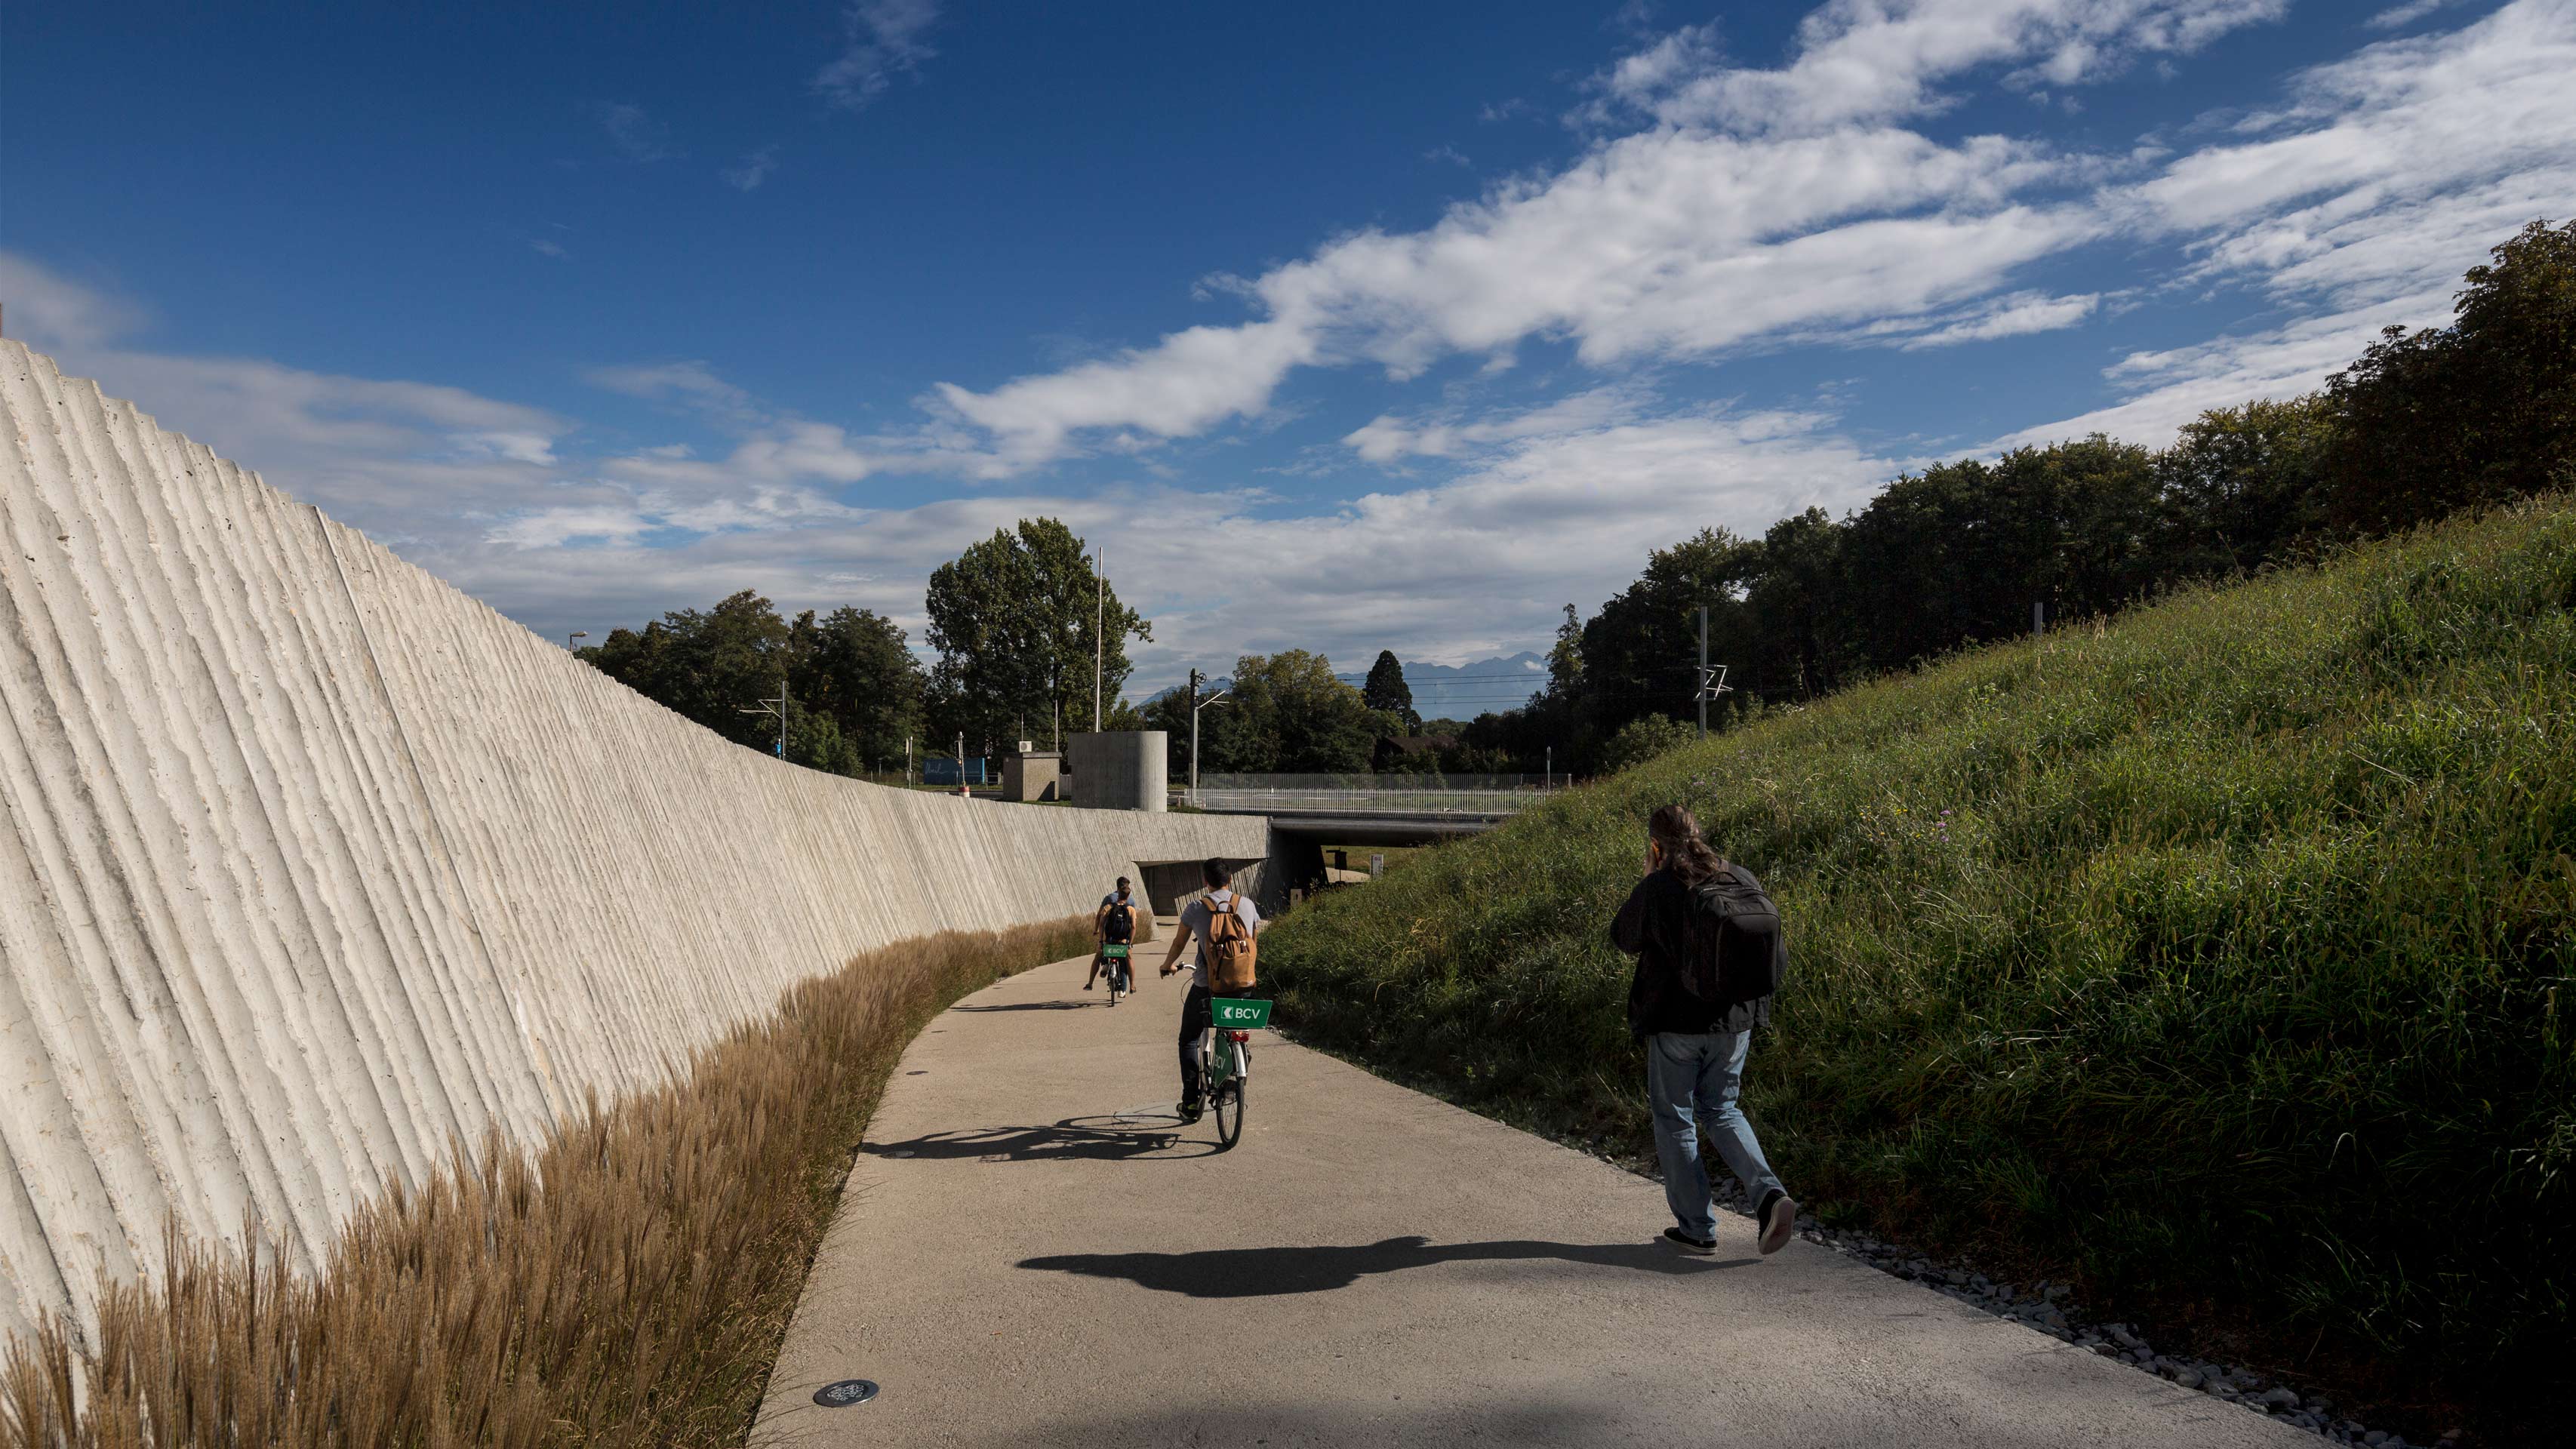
[576,518,1146,777]
[1463,218,2575,776]
[577,220,2569,784]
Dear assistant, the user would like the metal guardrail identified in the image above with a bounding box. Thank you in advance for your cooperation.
[1183,788,1549,816]
[1189,773,1552,792]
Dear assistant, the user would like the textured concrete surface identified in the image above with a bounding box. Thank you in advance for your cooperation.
[757,952,2311,1448]
[0,341,1276,1346]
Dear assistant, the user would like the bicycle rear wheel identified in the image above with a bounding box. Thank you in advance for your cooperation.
[1213,1075,1245,1150]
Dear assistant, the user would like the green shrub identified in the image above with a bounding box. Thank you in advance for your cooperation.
[1265,498,2576,1420]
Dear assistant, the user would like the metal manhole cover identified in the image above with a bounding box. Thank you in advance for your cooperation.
[814,1378,881,1407]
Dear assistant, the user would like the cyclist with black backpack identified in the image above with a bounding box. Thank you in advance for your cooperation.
[1085,876,1147,992]
[1611,804,1799,1258]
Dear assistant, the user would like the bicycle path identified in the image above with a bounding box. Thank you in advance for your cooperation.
[754,948,2310,1447]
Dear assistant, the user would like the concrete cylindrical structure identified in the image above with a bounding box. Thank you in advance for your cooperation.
[1068,731,1168,812]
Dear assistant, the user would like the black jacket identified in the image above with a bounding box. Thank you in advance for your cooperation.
[1610,863,1784,1038]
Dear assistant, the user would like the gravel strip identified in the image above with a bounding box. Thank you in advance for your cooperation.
[1624,1159,2464,1449]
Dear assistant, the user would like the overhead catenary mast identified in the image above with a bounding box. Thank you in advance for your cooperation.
[1094,546,1105,732]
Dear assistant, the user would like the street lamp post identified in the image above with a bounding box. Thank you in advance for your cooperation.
[1186,667,1232,808]
[568,630,587,651]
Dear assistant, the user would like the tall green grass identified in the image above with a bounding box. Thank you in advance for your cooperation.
[1265,499,2574,1419]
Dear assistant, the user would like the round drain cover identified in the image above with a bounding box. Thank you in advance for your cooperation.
[814,1378,881,1408]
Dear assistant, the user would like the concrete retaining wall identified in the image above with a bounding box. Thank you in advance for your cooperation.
[0,341,1276,1347]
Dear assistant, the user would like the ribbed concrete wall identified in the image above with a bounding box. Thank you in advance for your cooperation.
[0,340,1274,1347]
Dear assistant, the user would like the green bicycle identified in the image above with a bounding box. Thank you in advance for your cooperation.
[1198,997,1270,1150]
[1098,942,1132,1004]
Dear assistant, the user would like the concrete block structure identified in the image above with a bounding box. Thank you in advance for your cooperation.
[1003,751,1062,802]
[1067,731,1168,812]
[0,341,1278,1348]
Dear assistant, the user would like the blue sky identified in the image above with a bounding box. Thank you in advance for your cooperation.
[5,1,2569,697]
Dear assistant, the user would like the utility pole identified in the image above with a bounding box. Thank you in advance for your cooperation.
[2033,599,2046,636]
[956,730,968,792]
[1186,668,1232,808]
[1094,547,1106,733]
[738,673,788,759]
[1546,745,1553,789]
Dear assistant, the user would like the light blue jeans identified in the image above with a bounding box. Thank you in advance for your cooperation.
[1647,1030,1785,1240]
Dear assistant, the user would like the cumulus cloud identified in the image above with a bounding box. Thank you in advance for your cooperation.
[936,127,2091,465]
[814,0,941,110]
[934,0,2569,472]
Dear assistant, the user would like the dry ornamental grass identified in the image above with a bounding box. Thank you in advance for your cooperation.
[1,919,1089,1447]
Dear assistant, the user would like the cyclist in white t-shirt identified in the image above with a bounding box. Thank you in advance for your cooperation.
[1156,857,1262,1123]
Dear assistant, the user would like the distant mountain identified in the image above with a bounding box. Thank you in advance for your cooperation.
[1335,651,1550,724]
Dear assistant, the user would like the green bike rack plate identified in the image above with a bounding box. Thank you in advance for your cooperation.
[1101,943,1130,959]
[1212,998,1273,1030]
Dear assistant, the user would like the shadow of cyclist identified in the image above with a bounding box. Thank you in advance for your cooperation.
[1017,1235,1756,1296]
[865,1115,1216,1164]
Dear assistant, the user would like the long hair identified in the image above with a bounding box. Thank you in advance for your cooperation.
[1649,804,1728,886]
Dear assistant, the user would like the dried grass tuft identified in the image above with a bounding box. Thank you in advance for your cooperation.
[2,919,1089,1447]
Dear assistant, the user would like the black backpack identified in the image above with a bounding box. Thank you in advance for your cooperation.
[1678,866,1784,1000]
[1103,897,1135,943]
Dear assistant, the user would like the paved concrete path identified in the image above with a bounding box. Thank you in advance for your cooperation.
[756,950,2307,1447]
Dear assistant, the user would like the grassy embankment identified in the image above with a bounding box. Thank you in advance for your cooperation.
[1263,499,2574,1429]
[0,920,1090,1447]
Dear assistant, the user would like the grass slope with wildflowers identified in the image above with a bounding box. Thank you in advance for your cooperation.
[1264,499,2574,1430]
[1,920,1090,1448]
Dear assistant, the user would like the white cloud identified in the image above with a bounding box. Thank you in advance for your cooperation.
[453,398,1900,685]
[1589,1,2291,135]
[814,0,941,110]
[1894,290,2101,349]
[530,238,569,259]
[11,1,2571,691]
[0,254,149,350]
[2367,0,2467,29]
[2008,0,2576,445]
[935,126,2092,466]
[722,146,780,191]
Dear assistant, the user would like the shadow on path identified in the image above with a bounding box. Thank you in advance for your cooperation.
[1017,1235,1757,1297]
[949,999,1099,1013]
[867,1115,1217,1164]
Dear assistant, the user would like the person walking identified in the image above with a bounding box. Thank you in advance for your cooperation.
[1611,804,1798,1257]
[1156,858,1261,1124]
